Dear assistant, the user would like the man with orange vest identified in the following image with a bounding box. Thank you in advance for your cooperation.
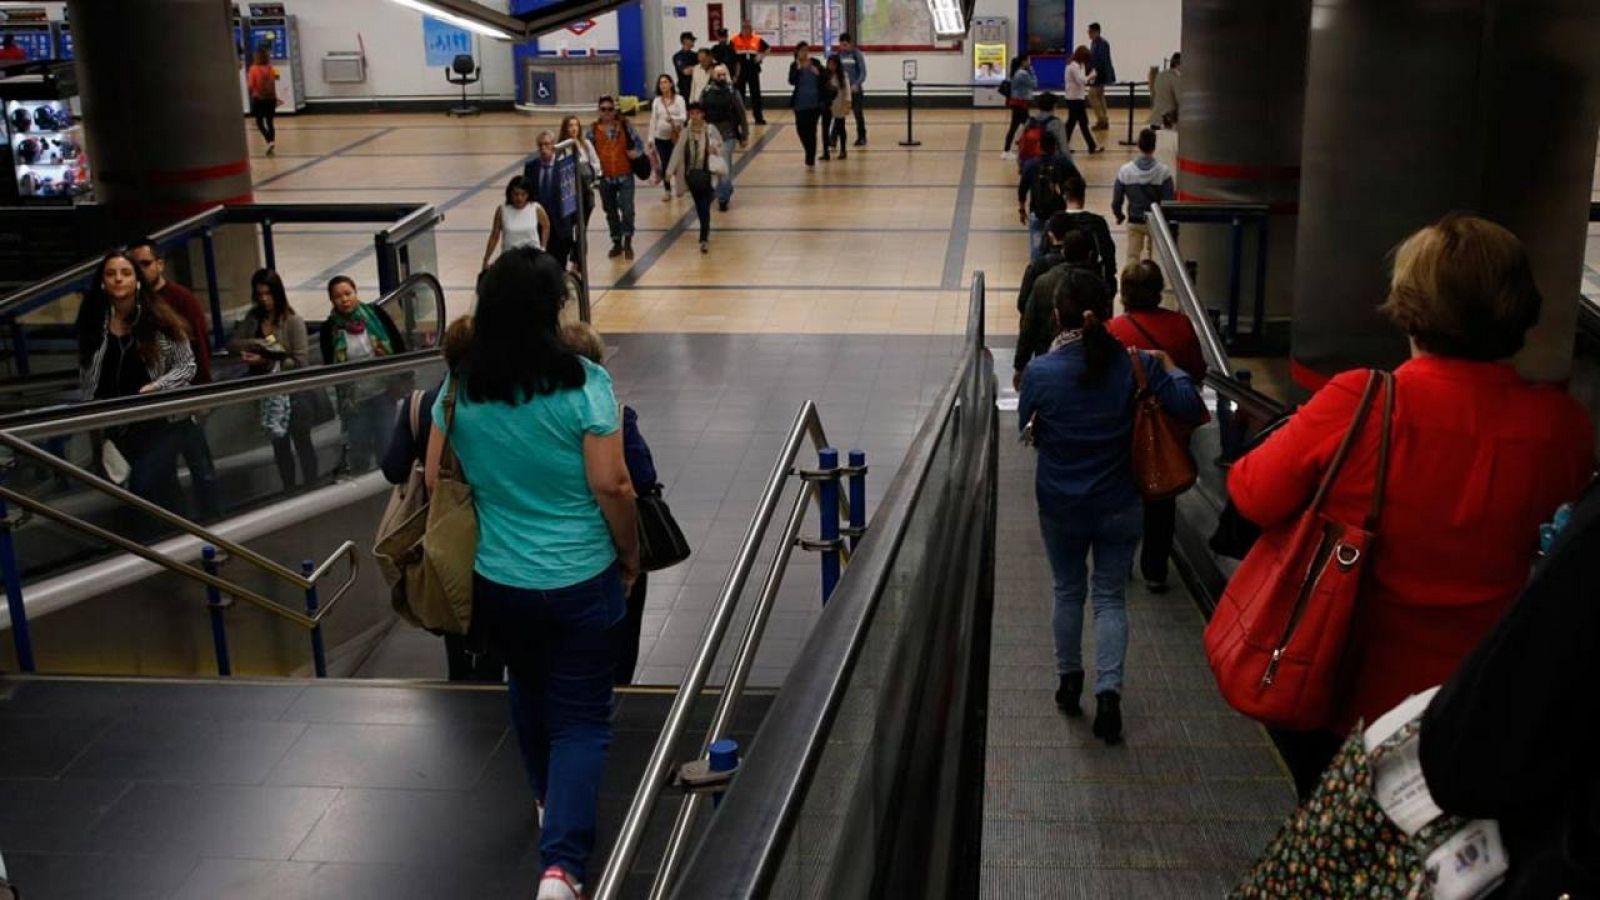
[730,22,770,125]
[591,95,645,260]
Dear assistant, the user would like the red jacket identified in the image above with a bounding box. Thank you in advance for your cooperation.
[1228,357,1593,733]
[1107,309,1206,382]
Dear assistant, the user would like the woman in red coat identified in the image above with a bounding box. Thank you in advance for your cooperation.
[1228,214,1594,797]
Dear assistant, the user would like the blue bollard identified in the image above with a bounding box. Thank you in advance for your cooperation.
[0,495,34,672]
[302,559,327,678]
[818,448,841,604]
[708,738,739,808]
[847,449,866,551]
[202,545,231,676]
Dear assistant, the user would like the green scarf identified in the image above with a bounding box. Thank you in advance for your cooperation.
[328,302,393,362]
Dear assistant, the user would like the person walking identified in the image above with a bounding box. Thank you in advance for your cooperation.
[700,64,748,212]
[665,102,725,254]
[1063,45,1101,153]
[1112,128,1175,264]
[689,48,716,103]
[1013,226,1103,379]
[591,96,644,260]
[1087,22,1116,131]
[246,46,279,156]
[1001,54,1037,160]
[233,268,317,493]
[730,21,770,125]
[788,43,827,168]
[558,116,601,268]
[821,54,852,161]
[672,32,699,99]
[483,174,550,270]
[835,33,868,146]
[423,248,639,900]
[1015,92,1067,168]
[1055,175,1118,290]
[524,131,573,264]
[1017,130,1082,260]
[648,74,688,203]
[1106,261,1205,593]
[711,28,740,83]
[1227,214,1594,798]
[1018,267,1204,744]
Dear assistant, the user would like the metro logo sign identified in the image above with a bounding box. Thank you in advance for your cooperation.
[566,18,597,35]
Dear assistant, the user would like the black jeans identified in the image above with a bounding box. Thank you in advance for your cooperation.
[445,631,505,683]
[174,417,221,521]
[250,96,276,143]
[1004,103,1029,151]
[689,183,714,242]
[828,115,848,153]
[653,138,675,194]
[1064,99,1097,151]
[271,420,318,492]
[1140,496,1176,584]
[851,89,866,141]
[795,108,822,164]
[821,111,834,155]
[613,572,649,684]
[737,64,763,119]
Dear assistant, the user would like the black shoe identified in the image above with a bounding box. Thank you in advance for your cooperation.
[1093,691,1123,745]
[839,148,848,159]
[853,137,866,146]
[754,117,767,125]
[1055,672,1083,716]
[623,236,634,260]
[607,241,623,259]
[718,199,729,212]
[820,152,831,161]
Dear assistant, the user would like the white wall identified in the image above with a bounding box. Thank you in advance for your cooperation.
[293,0,520,102]
[1075,0,1180,86]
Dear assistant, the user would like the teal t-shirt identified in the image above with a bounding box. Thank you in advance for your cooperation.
[433,359,620,590]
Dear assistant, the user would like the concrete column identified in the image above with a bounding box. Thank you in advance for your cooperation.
[1292,0,1600,385]
[1176,0,1311,348]
[67,0,253,233]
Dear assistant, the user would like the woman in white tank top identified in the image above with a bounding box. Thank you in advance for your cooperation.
[481,175,551,269]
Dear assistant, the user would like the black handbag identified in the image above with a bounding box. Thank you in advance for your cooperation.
[637,485,691,572]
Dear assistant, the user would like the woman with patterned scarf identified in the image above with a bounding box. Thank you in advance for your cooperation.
[319,275,407,471]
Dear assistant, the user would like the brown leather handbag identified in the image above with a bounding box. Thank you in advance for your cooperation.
[1128,348,1198,500]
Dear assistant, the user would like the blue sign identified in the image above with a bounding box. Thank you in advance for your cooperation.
[557,152,579,218]
[422,15,473,68]
[250,25,290,60]
[530,71,557,106]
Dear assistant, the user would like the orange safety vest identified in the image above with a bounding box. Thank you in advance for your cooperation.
[730,33,766,55]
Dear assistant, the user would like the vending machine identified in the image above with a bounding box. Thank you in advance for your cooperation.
[0,65,91,203]
[970,17,1009,108]
[245,3,306,114]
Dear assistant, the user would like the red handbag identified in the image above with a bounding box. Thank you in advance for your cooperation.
[1204,370,1394,730]
[1128,348,1198,500]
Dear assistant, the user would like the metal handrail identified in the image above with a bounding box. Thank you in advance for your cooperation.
[592,401,837,900]
[1148,202,1232,377]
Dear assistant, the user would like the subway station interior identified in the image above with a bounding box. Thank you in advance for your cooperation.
[0,0,1595,897]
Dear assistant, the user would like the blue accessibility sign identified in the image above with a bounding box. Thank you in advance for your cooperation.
[557,152,579,218]
[530,71,557,106]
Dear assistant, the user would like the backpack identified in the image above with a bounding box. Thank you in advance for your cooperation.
[1029,158,1068,219]
[702,81,735,124]
[1015,120,1046,165]
[1057,211,1114,286]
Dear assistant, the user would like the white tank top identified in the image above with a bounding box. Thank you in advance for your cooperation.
[500,202,542,252]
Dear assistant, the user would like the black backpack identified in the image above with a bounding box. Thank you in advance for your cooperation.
[702,82,735,124]
[1029,158,1068,219]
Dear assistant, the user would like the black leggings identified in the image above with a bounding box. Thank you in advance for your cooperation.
[828,115,848,153]
[250,97,276,143]
[1141,497,1176,584]
[271,420,317,491]
[690,183,714,242]
[1003,104,1029,151]
[795,109,822,165]
[1063,99,1096,151]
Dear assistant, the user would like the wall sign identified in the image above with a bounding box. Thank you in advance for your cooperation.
[530,71,557,105]
[566,18,597,35]
[903,59,918,82]
[422,15,472,67]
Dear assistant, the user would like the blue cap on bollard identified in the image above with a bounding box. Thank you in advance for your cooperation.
[708,738,739,773]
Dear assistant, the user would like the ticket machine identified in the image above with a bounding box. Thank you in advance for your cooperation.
[0,7,59,62]
[970,17,1009,108]
[244,3,306,113]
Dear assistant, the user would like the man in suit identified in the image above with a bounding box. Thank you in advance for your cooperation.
[522,131,571,263]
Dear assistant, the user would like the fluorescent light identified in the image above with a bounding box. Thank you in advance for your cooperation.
[926,0,966,39]
[388,0,523,41]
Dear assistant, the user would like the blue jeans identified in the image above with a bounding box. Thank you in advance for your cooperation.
[1028,214,1045,262]
[1037,501,1142,695]
[716,135,736,204]
[475,563,625,883]
[598,176,635,242]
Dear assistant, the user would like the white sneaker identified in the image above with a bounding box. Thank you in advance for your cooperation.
[536,866,582,900]
[1000,151,1016,161]
[266,142,275,157]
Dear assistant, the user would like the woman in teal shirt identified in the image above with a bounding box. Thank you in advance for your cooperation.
[426,248,639,899]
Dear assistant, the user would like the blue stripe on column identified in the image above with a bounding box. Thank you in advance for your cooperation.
[617,1,645,97]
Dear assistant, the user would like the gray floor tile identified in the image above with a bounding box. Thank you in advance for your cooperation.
[86,782,338,858]
[62,718,308,785]
[265,721,506,790]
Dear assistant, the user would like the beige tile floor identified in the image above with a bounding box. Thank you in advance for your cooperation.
[246,107,1170,332]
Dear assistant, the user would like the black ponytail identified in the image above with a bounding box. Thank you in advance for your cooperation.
[1051,268,1120,386]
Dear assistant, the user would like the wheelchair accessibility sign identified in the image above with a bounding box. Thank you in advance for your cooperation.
[530,71,557,106]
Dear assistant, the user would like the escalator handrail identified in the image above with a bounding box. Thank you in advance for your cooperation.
[0,272,448,442]
[1148,203,1232,378]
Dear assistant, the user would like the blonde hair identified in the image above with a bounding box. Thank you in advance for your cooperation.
[1380,214,1541,361]
[560,320,606,365]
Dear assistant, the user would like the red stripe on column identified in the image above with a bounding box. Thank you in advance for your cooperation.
[138,192,257,218]
[1177,157,1301,181]
[1175,189,1300,213]
[98,159,252,187]
[1290,357,1332,391]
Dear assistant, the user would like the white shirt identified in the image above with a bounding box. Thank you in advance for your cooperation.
[651,94,687,140]
[501,202,542,252]
[689,66,713,104]
[1065,61,1090,101]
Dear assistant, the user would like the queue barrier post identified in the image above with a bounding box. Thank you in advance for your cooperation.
[899,82,921,147]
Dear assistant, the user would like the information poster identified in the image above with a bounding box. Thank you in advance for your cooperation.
[749,2,781,44]
[780,3,812,47]
[422,15,473,67]
[973,42,1006,82]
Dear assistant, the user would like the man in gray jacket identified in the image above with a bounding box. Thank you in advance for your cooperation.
[836,33,868,146]
[1111,128,1175,264]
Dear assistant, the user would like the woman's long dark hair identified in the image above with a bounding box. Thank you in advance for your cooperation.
[460,247,584,404]
[249,268,295,325]
[1052,267,1120,386]
[76,249,189,367]
[1009,54,1028,77]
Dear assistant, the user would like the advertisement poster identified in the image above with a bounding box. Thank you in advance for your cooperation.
[779,3,811,47]
[422,15,473,67]
[707,2,724,38]
[973,42,1007,82]
[749,2,781,44]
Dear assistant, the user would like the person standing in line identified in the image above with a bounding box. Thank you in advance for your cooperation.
[321,275,407,472]
[1015,92,1068,168]
[1001,54,1037,160]
[1054,175,1118,291]
[1112,128,1176,264]
[712,28,741,82]
[128,238,221,521]
[423,249,639,900]
[1149,52,1181,129]
[789,43,827,168]
[1087,22,1116,131]
[246,46,279,156]
[233,268,317,493]
[665,102,725,254]
[1013,227,1103,380]
[483,174,550,270]
[672,32,699,99]
[649,74,688,203]
[591,96,643,260]
[1063,45,1102,154]
[835,32,868,146]
[559,115,602,269]
[700,64,748,212]
[1019,269,1204,744]
[690,48,717,103]
[730,21,770,125]
[1017,130,1082,261]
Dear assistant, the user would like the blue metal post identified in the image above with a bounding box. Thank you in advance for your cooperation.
[708,738,739,808]
[8,317,29,376]
[847,449,866,551]
[818,447,841,603]
[201,545,232,676]
[261,218,277,273]
[1226,216,1244,343]
[0,495,34,672]
[302,559,327,678]
[200,227,226,350]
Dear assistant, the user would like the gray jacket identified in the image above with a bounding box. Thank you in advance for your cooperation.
[838,47,867,90]
[230,309,311,370]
